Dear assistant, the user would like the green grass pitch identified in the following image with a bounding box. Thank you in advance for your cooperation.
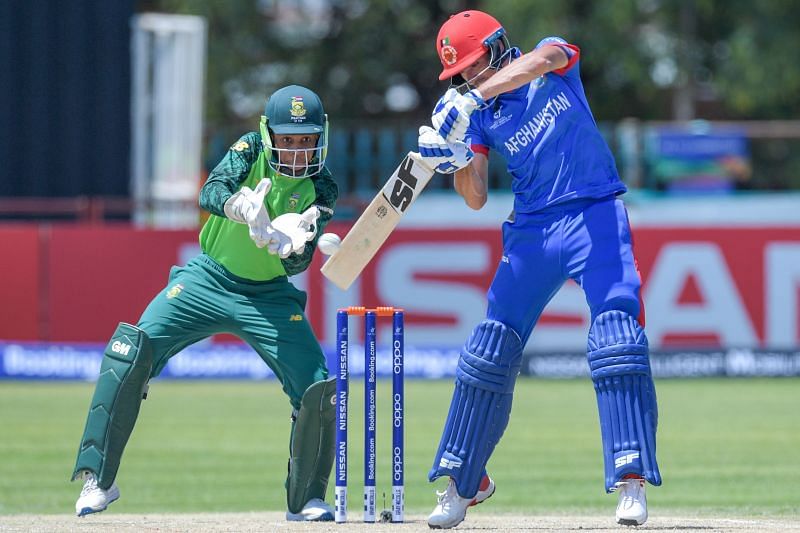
[1,378,798,516]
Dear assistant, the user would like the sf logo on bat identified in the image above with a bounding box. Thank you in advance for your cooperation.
[383,156,424,214]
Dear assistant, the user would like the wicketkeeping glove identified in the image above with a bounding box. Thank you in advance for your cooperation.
[431,88,484,144]
[418,126,474,174]
[223,178,274,248]
[268,205,320,258]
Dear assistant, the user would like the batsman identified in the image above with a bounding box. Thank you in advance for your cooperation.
[71,85,340,522]
[417,10,662,529]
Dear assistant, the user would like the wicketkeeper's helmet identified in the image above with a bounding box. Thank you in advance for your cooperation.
[261,84,328,178]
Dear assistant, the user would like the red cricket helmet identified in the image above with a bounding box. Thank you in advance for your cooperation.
[436,10,506,81]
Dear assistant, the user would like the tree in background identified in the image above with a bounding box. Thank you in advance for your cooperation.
[150,0,800,189]
[152,0,800,127]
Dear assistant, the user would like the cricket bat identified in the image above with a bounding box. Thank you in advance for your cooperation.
[321,151,434,290]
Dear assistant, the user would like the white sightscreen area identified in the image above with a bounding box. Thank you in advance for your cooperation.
[131,13,207,228]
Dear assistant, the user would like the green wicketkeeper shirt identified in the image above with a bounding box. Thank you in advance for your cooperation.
[198,132,338,281]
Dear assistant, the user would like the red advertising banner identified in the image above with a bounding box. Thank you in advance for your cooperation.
[44,226,198,341]
[306,224,800,351]
[0,225,42,339]
[1,224,798,350]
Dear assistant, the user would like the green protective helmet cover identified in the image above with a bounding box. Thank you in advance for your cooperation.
[264,85,326,135]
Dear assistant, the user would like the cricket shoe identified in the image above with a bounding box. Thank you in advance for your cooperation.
[428,475,494,529]
[75,472,120,517]
[615,476,647,526]
[285,498,334,521]
[469,474,495,506]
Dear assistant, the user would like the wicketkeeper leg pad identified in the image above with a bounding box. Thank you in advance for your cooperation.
[72,323,153,489]
[429,320,522,498]
[286,377,337,514]
[589,310,662,492]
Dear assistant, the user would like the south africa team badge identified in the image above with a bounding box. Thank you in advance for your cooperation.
[290,96,306,121]
[288,192,300,210]
[166,283,184,299]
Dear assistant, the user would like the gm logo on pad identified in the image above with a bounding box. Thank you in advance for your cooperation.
[111,341,131,356]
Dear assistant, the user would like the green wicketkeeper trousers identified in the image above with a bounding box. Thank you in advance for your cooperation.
[139,254,327,409]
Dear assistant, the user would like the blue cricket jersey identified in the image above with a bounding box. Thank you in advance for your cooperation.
[465,37,626,214]
[430,42,659,502]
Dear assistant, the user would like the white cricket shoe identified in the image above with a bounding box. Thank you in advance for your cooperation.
[285,498,334,521]
[428,478,471,529]
[615,477,647,526]
[428,474,493,530]
[75,472,120,517]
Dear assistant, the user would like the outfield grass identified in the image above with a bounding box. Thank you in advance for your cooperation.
[0,378,798,516]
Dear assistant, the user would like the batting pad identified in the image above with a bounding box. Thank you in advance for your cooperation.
[429,320,522,498]
[286,377,337,514]
[588,310,662,492]
[72,323,152,490]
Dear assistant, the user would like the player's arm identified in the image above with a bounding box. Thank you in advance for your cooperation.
[454,152,489,210]
[198,132,260,217]
[477,45,569,100]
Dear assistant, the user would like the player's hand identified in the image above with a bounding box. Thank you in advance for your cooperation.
[297,205,321,239]
[418,126,474,174]
[250,223,275,249]
[264,227,294,258]
[269,206,321,258]
[431,88,484,144]
[223,178,274,247]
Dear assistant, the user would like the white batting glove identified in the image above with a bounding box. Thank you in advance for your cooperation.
[268,205,320,258]
[418,126,474,174]
[431,88,484,144]
[223,178,274,248]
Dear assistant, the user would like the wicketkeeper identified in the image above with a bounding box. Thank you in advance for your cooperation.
[71,85,340,522]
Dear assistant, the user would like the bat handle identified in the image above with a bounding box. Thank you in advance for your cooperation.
[407,151,434,173]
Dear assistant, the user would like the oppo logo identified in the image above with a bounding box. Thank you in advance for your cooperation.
[393,447,403,481]
[393,393,403,427]
[393,340,403,374]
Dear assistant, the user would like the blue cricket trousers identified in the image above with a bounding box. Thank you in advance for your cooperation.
[487,196,644,344]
